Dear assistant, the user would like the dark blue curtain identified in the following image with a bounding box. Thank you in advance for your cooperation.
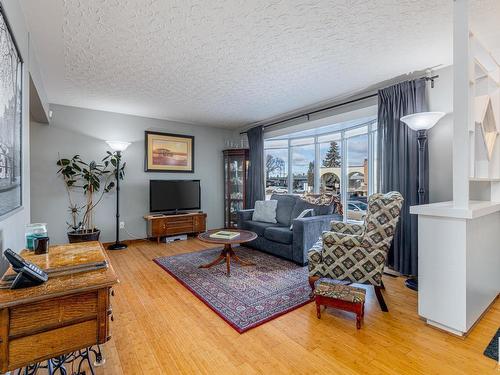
[246,126,265,208]
[377,79,427,276]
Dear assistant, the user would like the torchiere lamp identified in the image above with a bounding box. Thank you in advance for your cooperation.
[400,111,445,291]
[106,141,131,250]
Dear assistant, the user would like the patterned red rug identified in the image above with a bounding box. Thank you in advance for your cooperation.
[154,246,313,333]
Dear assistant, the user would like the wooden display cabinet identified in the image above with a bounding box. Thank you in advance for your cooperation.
[223,149,249,228]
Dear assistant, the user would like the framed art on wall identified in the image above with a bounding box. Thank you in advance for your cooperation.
[145,131,194,173]
[0,6,23,217]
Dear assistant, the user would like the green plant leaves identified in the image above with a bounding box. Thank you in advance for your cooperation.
[56,158,70,166]
[104,181,115,193]
[56,150,127,232]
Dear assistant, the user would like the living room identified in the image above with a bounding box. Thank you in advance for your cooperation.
[0,0,499,374]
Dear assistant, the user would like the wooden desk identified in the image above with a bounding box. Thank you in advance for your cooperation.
[0,242,118,373]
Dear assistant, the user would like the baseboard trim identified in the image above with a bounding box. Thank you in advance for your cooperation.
[383,268,401,277]
[424,293,499,338]
[102,238,148,247]
[426,319,465,337]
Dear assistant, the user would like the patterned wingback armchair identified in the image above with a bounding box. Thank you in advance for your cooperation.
[308,192,404,311]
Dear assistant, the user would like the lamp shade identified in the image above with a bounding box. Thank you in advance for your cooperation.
[106,141,131,152]
[400,112,446,131]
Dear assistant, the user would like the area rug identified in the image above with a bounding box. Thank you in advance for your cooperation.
[484,328,499,361]
[154,247,312,333]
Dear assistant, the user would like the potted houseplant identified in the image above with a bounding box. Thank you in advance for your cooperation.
[56,152,125,243]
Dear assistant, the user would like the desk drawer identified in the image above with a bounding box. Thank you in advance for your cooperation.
[166,219,193,229]
[9,292,98,338]
[8,320,97,369]
[167,217,193,225]
[166,224,194,235]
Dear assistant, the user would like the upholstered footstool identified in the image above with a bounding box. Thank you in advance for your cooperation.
[314,278,366,329]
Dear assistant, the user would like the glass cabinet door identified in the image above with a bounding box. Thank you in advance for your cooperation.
[224,150,248,228]
[228,156,244,227]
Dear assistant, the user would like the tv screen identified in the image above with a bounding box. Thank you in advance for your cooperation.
[150,180,201,212]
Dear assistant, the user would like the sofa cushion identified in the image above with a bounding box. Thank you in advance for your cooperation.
[264,226,293,245]
[242,220,278,237]
[271,194,297,226]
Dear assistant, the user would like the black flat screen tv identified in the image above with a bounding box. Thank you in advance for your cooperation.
[149,180,201,213]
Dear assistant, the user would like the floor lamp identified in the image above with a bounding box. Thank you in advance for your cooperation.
[106,141,131,250]
[400,112,445,291]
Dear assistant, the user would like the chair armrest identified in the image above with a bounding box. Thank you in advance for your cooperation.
[237,209,254,228]
[330,221,364,235]
[307,238,323,276]
[292,214,341,265]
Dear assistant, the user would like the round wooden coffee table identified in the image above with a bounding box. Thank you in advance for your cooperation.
[197,229,257,276]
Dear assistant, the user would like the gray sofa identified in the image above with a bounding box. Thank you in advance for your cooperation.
[237,194,341,266]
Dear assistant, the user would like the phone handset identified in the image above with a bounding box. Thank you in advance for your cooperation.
[3,249,48,289]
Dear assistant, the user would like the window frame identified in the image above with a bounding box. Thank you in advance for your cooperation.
[264,118,377,223]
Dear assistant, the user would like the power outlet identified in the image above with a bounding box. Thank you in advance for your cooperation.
[119,221,125,229]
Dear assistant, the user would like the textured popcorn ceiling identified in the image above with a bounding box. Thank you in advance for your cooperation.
[19,0,500,128]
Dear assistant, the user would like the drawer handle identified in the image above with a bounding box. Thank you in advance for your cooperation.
[111,289,115,297]
[111,315,114,322]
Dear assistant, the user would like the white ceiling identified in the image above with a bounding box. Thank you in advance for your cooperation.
[19,0,500,129]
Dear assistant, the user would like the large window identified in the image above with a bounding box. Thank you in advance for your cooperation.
[291,138,315,194]
[264,119,377,222]
[265,140,289,199]
[346,127,369,221]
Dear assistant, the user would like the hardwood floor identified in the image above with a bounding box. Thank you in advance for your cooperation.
[87,239,499,374]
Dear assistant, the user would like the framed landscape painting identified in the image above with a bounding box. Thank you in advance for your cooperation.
[0,7,23,216]
[145,131,194,173]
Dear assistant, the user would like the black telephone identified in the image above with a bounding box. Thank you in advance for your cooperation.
[3,248,48,289]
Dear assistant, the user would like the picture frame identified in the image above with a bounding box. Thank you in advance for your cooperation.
[0,5,23,217]
[145,131,194,173]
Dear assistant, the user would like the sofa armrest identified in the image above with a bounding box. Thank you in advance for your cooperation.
[292,214,342,265]
[237,209,254,229]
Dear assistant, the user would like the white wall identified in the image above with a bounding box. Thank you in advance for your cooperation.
[30,105,235,244]
[428,65,454,203]
[0,1,33,265]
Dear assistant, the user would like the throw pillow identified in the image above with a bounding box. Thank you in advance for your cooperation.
[290,208,314,230]
[301,193,334,206]
[252,200,278,223]
[301,193,343,215]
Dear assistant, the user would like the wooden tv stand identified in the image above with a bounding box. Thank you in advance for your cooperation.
[144,212,207,244]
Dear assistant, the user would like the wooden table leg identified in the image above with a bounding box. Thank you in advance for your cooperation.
[230,247,255,267]
[199,243,255,276]
[356,315,361,329]
[226,247,231,276]
[199,250,227,269]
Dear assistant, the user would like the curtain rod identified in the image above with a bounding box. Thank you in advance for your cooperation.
[240,75,439,135]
